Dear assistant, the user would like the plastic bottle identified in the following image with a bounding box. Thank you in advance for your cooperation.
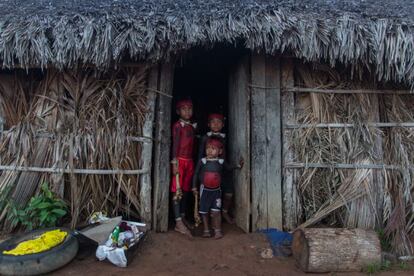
[111,226,121,245]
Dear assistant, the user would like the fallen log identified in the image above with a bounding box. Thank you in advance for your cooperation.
[292,228,381,272]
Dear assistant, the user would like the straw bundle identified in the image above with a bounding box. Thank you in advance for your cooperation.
[0,67,149,232]
[292,62,414,255]
[382,95,414,255]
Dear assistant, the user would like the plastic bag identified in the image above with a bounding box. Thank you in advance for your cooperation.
[96,245,127,267]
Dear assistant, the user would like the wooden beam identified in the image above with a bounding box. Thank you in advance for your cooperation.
[265,55,283,230]
[0,130,154,143]
[285,162,406,170]
[285,122,414,128]
[284,87,412,95]
[152,62,174,232]
[281,58,301,230]
[0,165,149,174]
[251,54,268,230]
[139,66,158,227]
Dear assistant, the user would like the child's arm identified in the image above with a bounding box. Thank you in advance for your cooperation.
[192,160,202,193]
[197,135,207,162]
[224,157,244,171]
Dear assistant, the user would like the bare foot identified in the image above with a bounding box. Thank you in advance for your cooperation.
[202,230,211,238]
[222,212,235,224]
[182,217,194,230]
[174,220,192,238]
[214,230,223,239]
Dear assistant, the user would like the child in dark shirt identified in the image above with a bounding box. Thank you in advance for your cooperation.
[197,113,235,224]
[192,138,242,239]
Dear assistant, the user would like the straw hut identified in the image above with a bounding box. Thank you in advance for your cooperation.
[0,0,414,255]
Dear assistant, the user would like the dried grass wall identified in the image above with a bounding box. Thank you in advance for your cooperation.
[0,66,150,232]
[284,62,414,255]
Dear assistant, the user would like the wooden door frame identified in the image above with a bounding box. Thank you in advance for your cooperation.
[151,54,284,233]
[152,62,175,232]
[228,55,251,232]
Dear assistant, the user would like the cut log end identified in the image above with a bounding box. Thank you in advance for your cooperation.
[293,228,382,273]
[292,229,309,271]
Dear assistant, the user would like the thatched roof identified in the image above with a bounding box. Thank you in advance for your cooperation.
[2,0,414,85]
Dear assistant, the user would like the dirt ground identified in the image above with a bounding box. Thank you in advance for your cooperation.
[53,224,414,276]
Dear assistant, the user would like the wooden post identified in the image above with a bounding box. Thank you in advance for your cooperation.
[0,116,3,134]
[265,56,282,229]
[370,95,384,228]
[250,54,283,230]
[51,77,64,198]
[138,66,158,227]
[293,228,381,272]
[228,55,251,232]
[281,58,301,230]
[251,54,267,230]
[152,62,174,232]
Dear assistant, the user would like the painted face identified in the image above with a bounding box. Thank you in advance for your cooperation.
[178,105,193,120]
[206,144,220,158]
[208,118,224,132]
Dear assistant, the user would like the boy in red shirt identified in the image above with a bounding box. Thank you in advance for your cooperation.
[171,99,196,237]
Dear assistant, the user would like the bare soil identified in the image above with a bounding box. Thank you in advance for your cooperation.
[53,224,414,276]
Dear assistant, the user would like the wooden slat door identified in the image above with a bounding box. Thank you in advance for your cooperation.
[228,56,251,232]
[250,54,283,231]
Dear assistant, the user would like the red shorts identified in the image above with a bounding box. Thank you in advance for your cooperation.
[171,158,194,192]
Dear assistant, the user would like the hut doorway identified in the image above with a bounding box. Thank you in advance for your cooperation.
[171,46,251,232]
[152,49,283,233]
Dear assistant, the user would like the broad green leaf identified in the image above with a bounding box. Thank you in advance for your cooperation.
[51,209,67,216]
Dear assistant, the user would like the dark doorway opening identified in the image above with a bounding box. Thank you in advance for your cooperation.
[173,45,247,133]
[169,45,248,230]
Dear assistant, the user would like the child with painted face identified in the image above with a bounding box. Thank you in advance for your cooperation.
[171,99,197,237]
[192,138,242,239]
[197,113,235,224]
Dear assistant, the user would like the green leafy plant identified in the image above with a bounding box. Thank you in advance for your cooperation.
[377,229,392,252]
[8,182,68,230]
[363,260,391,275]
[399,261,409,270]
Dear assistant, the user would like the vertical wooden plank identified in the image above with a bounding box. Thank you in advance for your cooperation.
[52,77,64,198]
[152,62,174,232]
[228,55,250,232]
[250,54,268,230]
[375,95,386,228]
[371,95,384,228]
[0,98,3,134]
[139,66,157,227]
[0,116,3,134]
[265,56,283,229]
[281,58,301,230]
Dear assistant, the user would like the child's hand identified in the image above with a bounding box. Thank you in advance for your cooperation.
[238,157,244,169]
[192,188,198,195]
[171,160,179,175]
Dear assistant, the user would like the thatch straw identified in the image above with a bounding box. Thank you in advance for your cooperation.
[0,1,413,87]
[0,66,149,231]
[381,95,414,255]
[292,62,414,255]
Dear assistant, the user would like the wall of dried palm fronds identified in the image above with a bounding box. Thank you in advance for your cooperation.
[0,66,150,232]
[286,62,414,255]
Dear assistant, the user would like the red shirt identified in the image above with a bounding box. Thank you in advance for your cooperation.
[172,120,196,159]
